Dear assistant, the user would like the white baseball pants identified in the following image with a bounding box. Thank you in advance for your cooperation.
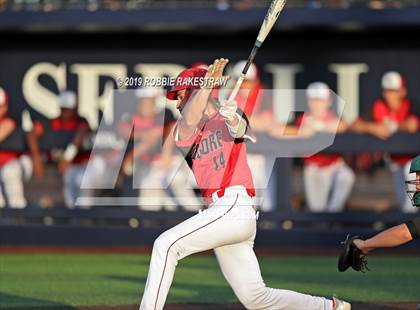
[304,161,355,213]
[137,156,203,211]
[63,164,87,208]
[140,186,333,310]
[0,158,29,208]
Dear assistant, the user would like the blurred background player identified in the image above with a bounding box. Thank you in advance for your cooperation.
[351,71,419,212]
[120,88,201,211]
[40,91,91,208]
[284,82,355,212]
[0,87,31,208]
[231,60,276,211]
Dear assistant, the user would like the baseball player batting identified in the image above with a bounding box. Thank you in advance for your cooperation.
[139,59,351,310]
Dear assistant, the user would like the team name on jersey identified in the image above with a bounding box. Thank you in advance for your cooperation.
[191,129,223,160]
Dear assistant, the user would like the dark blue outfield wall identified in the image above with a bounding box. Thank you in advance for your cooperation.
[1,224,419,249]
[0,30,419,225]
[1,30,420,121]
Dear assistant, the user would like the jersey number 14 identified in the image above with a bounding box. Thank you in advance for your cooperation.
[212,152,226,171]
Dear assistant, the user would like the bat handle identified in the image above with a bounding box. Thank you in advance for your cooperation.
[228,76,245,102]
[227,43,260,102]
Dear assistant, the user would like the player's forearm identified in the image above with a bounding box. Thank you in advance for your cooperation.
[182,88,212,128]
[361,224,413,253]
[25,131,44,173]
[26,131,41,156]
[62,128,89,161]
[72,128,89,149]
[398,117,419,133]
[0,130,12,142]
[0,120,15,142]
[349,120,369,133]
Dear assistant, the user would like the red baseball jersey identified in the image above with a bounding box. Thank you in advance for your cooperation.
[372,98,413,124]
[174,112,255,201]
[372,98,418,165]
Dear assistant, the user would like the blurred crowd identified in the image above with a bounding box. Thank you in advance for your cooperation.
[0,63,419,213]
[0,0,418,12]
[229,64,419,213]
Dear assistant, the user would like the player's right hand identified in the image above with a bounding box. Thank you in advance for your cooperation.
[219,99,238,122]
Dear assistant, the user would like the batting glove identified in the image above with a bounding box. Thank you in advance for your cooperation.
[219,99,238,122]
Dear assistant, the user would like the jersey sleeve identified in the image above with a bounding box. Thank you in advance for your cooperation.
[372,100,387,123]
[406,217,420,240]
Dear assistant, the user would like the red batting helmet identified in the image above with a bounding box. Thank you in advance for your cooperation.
[166,67,207,101]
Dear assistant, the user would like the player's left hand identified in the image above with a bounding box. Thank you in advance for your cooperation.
[338,234,369,273]
[204,58,229,89]
[219,99,238,122]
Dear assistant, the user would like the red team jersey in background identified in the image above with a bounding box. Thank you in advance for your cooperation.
[174,112,255,201]
[50,117,90,164]
[372,98,418,165]
[371,98,413,124]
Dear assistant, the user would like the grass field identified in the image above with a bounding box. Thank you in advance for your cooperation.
[1,253,420,309]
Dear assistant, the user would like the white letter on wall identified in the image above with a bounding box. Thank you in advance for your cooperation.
[22,62,66,118]
[329,63,369,123]
[265,64,303,123]
[71,64,127,129]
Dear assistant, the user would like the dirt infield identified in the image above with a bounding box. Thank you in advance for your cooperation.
[9,303,420,310]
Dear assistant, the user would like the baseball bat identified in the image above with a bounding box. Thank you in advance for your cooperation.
[228,0,287,102]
